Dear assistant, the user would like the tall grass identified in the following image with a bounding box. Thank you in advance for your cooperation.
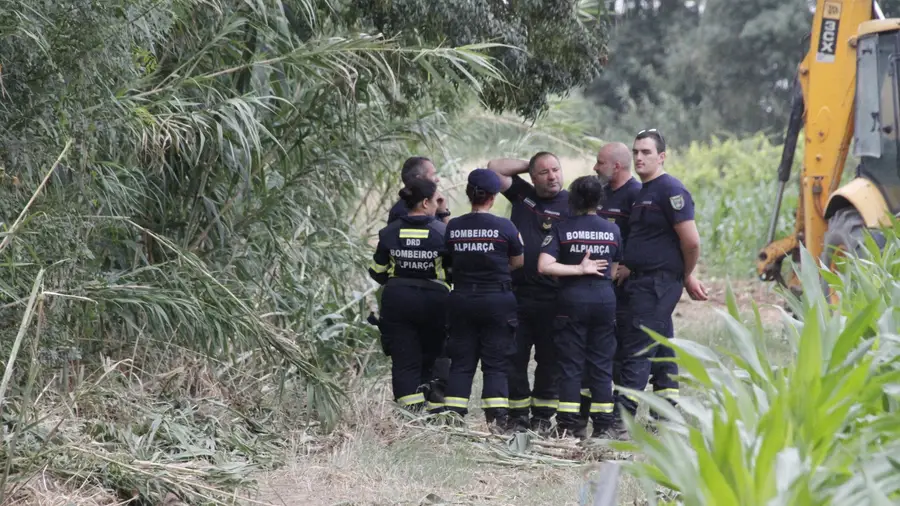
[0,0,513,502]
[617,220,900,505]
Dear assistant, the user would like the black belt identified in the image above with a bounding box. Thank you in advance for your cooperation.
[386,277,450,292]
[453,281,512,293]
[629,269,684,282]
[561,278,613,287]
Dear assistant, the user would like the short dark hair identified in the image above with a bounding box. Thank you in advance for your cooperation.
[400,156,433,186]
[398,178,437,209]
[465,183,494,206]
[528,151,559,173]
[568,175,605,214]
[635,129,666,153]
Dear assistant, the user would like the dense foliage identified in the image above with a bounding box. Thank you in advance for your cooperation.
[619,228,900,504]
[583,0,814,145]
[347,0,610,120]
[0,0,608,503]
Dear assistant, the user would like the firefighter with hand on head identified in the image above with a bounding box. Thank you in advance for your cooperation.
[440,168,524,434]
[577,142,642,420]
[538,175,621,439]
[486,152,568,434]
[614,129,708,438]
[368,178,452,412]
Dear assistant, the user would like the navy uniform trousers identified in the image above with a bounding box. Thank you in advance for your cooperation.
[379,279,450,409]
[554,279,617,434]
[507,287,559,426]
[614,270,683,420]
[581,281,628,419]
[443,283,518,424]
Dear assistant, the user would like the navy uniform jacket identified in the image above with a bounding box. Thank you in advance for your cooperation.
[541,214,622,289]
[388,199,451,224]
[622,173,695,275]
[444,212,523,286]
[598,177,641,249]
[369,215,451,288]
[501,175,569,292]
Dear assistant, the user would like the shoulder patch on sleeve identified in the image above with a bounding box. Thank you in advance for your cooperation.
[669,194,685,211]
[541,234,551,247]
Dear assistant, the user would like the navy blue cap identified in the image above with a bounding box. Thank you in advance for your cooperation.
[467,168,502,194]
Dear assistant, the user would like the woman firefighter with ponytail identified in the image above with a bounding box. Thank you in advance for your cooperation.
[368,178,452,411]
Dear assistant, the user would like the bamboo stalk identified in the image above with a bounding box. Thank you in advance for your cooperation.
[0,140,72,255]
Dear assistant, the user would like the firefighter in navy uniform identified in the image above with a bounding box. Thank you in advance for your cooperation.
[387,156,452,224]
[577,142,642,420]
[369,178,452,412]
[375,156,451,404]
[538,175,621,439]
[486,152,569,433]
[614,129,708,438]
[441,169,524,434]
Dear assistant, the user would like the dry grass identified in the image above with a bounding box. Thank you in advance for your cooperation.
[247,377,649,506]
[247,278,786,506]
[4,471,120,506]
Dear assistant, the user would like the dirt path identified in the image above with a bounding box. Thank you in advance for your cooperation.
[247,277,786,506]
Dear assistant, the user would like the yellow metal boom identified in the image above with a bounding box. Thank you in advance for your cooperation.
[757,0,879,292]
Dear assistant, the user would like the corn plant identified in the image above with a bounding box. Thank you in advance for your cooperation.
[615,232,900,505]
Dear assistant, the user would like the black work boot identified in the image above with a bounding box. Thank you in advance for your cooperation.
[554,413,587,440]
[426,378,446,404]
[610,419,630,441]
[590,425,617,440]
[486,411,514,436]
[509,415,530,432]
[530,417,553,436]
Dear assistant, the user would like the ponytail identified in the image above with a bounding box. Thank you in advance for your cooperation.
[398,178,438,209]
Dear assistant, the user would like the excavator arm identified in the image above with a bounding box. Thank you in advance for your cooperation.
[756,0,882,293]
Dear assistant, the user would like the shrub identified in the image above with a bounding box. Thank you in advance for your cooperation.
[617,220,900,505]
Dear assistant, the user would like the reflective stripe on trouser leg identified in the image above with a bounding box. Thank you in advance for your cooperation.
[507,299,534,421]
[445,291,516,420]
[552,309,589,432]
[397,392,425,407]
[380,285,428,408]
[614,275,681,420]
[479,293,517,423]
[509,397,531,410]
[585,289,617,430]
[579,387,591,419]
[530,298,559,421]
[444,396,469,410]
[445,296,479,416]
[651,344,679,399]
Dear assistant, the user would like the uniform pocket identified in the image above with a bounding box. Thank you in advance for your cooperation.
[552,315,571,345]
[505,318,519,356]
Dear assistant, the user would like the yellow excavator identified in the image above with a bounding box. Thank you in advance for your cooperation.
[757,0,900,297]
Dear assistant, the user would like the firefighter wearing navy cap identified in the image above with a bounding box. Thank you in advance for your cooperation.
[486,152,568,434]
[538,175,620,439]
[369,178,452,412]
[614,129,708,438]
[441,168,524,434]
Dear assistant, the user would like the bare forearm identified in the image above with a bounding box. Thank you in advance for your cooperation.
[681,242,700,278]
[486,158,529,177]
[541,262,584,277]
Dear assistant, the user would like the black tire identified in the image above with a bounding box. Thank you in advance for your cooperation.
[820,206,886,297]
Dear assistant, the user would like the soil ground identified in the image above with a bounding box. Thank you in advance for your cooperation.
[247,277,789,506]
